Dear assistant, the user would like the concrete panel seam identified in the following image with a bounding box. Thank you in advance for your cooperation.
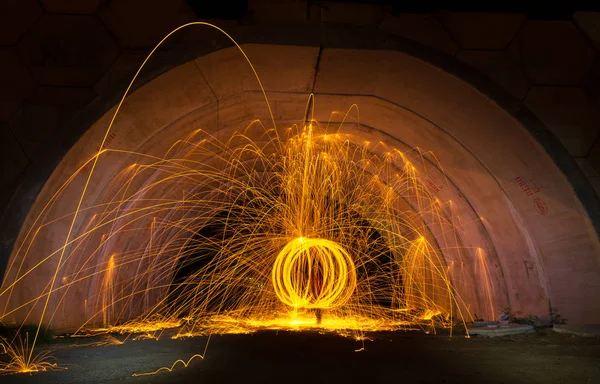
[572,13,600,55]
[433,12,460,56]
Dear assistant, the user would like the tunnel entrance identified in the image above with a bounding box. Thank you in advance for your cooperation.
[1,39,598,352]
[0,18,599,381]
[166,203,401,322]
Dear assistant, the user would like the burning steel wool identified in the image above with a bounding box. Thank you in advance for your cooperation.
[0,23,491,376]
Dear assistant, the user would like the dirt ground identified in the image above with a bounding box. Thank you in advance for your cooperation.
[1,329,599,383]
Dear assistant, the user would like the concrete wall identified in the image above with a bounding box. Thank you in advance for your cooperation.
[1,3,600,327]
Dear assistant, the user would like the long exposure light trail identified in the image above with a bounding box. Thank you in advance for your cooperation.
[272,237,357,310]
[0,23,489,376]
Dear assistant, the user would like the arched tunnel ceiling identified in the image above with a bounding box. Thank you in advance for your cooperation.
[1,25,599,329]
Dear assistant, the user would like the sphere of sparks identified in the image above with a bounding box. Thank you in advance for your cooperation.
[271,237,357,309]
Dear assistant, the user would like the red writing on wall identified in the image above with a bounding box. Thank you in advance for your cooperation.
[425,179,444,194]
[515,176,548,216]
[80,132,118,174]
[515,176,540,197]
[533,197,548,216]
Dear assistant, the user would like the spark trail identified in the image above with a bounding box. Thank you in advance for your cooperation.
[0,23,487,376]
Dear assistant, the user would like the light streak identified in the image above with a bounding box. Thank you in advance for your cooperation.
[132,354,204,377]
[272,237,356,309]
[0,22,491,377]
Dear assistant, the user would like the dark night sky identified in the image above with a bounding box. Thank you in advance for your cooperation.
[188,1,600,21]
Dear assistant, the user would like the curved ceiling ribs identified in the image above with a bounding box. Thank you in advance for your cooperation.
[1,43,599,330]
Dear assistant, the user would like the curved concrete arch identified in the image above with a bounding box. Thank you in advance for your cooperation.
[1,25,599,329]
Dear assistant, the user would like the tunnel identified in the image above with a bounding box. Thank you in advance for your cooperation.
[0,20,599,338]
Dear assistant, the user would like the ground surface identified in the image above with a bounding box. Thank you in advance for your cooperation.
[2,329,599,383]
